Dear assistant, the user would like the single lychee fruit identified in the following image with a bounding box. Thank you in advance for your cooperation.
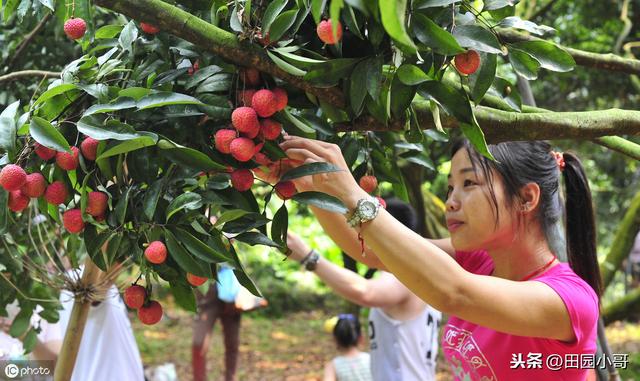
[253,152,272,166]
[251,89,278,118]
[317,19,343,45]
[275,181,297,200]
[359,175,378,193]
[124,285,146,309]
[187,273,208,287]
[80,137,100,161]
[21,173,47,198]
[231,107,260,133]
[144,241,167,264]
[231,169,254,191]
[214,129,237,154]
[44,181,68,205]
[272,88,288,111]
[140,22,160,34]
[63,209,85,234]
[8,191,29,212]
[454,50,481,75]
[63,18,87,40]
[56,147,80,171]
[376,196,387,209]
[229,138,256,162]
[240,68,261,86]
[138,300,163,325]
[241,125,260,139]
[260,119,282,141]
[237,89,257,107]
[34,143,56,160]
[0,164,27,191]
[86,191,108,217]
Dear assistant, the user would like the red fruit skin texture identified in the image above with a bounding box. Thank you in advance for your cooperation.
[56,147,80,171]
[145,241,167,264]
[253,152,272,166]
[138,301,163,325]
[272,88,288,111]
[187,273,208,287]
[45,181,68,205]
[63,209,85,234]
[21,173,47,198]
[80,137,100,161]
[237,89,257,107]
[86,191,108,217]
[260,119,282,141]
[231,169,254,191]
[124,285,147,309]
[140,22,160,34]
[231,107,260,133]
[8,191,29,212]
[317,19,343,45]
[0,164,27,191]
[359,175,378,193]
[35,144,56,160]
[251,90,278,118]
[64,18,87,40]
[230,138,256,162]
[454,50,481,75]
[214,129,237,154]
[275,181,297,200]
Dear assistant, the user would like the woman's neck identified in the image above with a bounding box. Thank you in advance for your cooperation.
[488,228,557,281]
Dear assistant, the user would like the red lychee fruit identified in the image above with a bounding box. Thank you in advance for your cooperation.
[56,147,80,171]
[230,169,254,191]
[138,300,163,325]
[0,164,27,191]
[239,68,261,86]
[124,285,146,309]
[44,181,68,205]
[63,209,85,234]
[34,143,56,160]
[253,152,272,166]
[80,137,100,161]
[317,19,343,45]
[140,22,160,34]
[260,119,282,141]
[229,138,256,162]
[187,273,208,287]
[359,175,378,193]
[454,50,481,75]
[237,89,256,107]
[86,191,108,217]
[231,107,260,133]
[144,241,167,264]
[275,181,297,200]
[214,129,237,154]
[251,89,278,118]
[21,173,47,198]
[63,18,87,40]
[272,88,288,111]
[8,191,29,212]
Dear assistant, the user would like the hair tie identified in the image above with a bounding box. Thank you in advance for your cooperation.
[551,151,565,172]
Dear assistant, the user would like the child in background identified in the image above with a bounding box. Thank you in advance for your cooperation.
[323,314,372,381]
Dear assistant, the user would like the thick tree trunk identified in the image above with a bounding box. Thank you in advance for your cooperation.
[603,287,640,324]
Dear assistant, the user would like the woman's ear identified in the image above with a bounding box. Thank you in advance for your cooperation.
[519,182,541,213]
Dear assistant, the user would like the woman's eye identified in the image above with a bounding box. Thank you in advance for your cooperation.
[464,180,476,186]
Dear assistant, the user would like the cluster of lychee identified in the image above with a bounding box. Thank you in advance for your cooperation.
[0,137,106,234]
[212,68,297,200]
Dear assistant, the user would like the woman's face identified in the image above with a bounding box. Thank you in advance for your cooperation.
[445,149,518,252]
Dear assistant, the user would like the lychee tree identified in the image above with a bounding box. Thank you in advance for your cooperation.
[2,0,640,379]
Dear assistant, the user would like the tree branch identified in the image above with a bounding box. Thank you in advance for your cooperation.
[0,70,61,83]
[4,13,52,72]
[603,286,640,324]
[497,28,640,76]
[93,0,346,108]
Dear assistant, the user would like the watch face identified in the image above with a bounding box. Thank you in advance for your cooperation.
[360,200,377,218]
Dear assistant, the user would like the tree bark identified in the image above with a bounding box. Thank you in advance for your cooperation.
[603,286,640,324]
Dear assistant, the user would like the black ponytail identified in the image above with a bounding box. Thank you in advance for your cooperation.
[562,152,602,300]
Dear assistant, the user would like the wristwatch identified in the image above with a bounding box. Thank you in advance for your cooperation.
[346,195,381,228]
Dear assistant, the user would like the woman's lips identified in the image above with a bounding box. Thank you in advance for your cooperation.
[447,221,464,232]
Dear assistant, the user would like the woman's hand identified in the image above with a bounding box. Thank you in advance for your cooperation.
[286,231,313,262]
[279,136,367,206]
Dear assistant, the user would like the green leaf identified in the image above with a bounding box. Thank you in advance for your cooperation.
[119,20,138,53]
[349,60,368,115]
[452,25,503,54]
[311,0,327,23]
[170,282,197,312]
[379,0,417,54]
[270,203,288,249]
[469,52,497,102]
[498,16,555,36]
[77,116,139,140]
[114,187,131,225]
[119,87,152,100]
[83,98,137,116]
[214,209,253,227]
[96,136,157,160]
[143,180,163,221]
[414,0,459,8]
[185,65,224,90]
[511,40,575,72]
[33,84,78,106]
[22,328,38,353]
[396,64,431,85]
[160,146,227,171]
[0,117,16,155]
[0,189,8,234]
[418,81,474,125]
[484,0,518,11]
[267,51,307,76]
[400,152,435,170]
[235,232,280,248]
[137,92,204,110]
[487,77,522,112]
[269,9,299,41]
[330,0,344,42]
[412,14,465,55]
[173,227,231,262]
[166,193,203,222]
[366,56,383,98]
[3,0,19,22]
[291,191,348,213]
[0,100,19,120]
[460,122,494,160]
[95,24,124,39]
[29,117,71,153]
[84,226,114,270]
[164,230,212,278]
[280,162,343,181]
[229,247,262,296]
[281,109,316,134]
[390,75,416,118]
[9,308,31,338]
[509,48,541,80]
[262,0,288,34]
